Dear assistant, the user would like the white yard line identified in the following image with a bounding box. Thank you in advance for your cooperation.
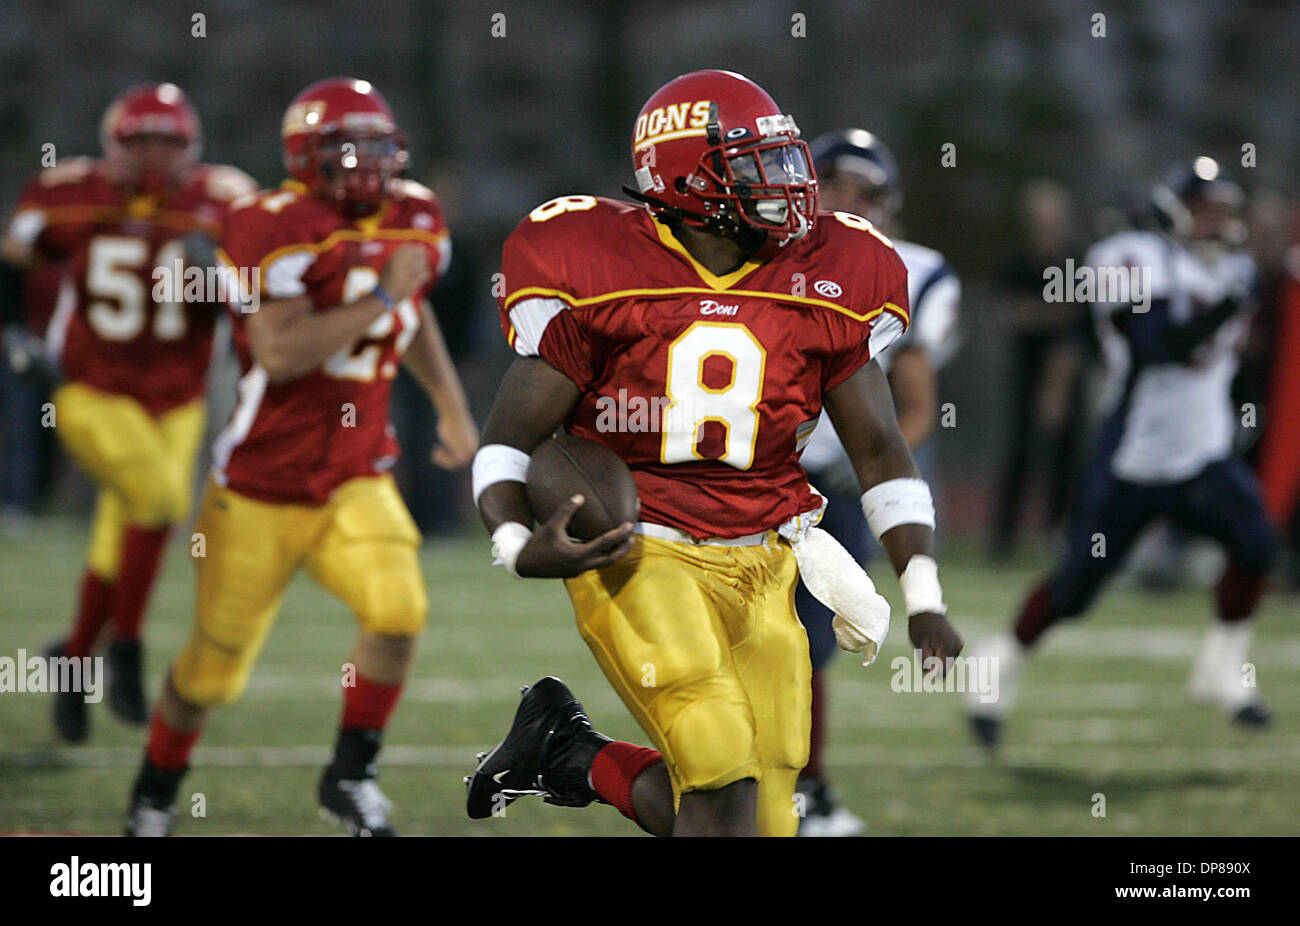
[5,620,1300,664]
[7,739,1300,772]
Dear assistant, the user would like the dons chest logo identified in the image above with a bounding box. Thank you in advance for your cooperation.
[699,299,739,316]
[634,100,712,151]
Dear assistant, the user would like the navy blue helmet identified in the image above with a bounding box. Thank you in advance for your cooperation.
[1132,156,1244,236]
[808,128,902,214]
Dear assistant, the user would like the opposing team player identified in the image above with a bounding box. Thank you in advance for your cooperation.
[123,78,478,836]
[0,84,257,740]
[465,71,963,836]
[793,129,961,836]
[967,157,1277,746]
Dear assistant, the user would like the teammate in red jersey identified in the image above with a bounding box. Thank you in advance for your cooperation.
[123,77,478,836]
[466,70,963,836]
[0,83,257,740]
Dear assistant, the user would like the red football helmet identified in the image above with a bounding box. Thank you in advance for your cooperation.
[629,70,817,246]
[282,77,408,215]
[99,83,202,195]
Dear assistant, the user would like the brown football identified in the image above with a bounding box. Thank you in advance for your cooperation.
[526,432,641,540]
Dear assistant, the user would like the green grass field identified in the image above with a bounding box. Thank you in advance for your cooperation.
[1,516,1297,836]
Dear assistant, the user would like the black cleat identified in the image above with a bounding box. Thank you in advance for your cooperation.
[465,677,611,820]
[969,714,1003,752]
[319,770,397,836]
[45,642,89,743]
[124,793,175,837]
[107,638,148,725]
[124,761,181,836]
[1232,702,1272,728]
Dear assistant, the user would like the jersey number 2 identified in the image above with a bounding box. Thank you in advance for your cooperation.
[323,266,420,381]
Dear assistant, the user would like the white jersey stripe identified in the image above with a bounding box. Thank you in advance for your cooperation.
[211,364,269,486]
[509,296,567,356]
[42,272,76,366]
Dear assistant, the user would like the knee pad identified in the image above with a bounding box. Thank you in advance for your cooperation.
[354,554,429,637]
[171,641,255,708]
[664,692,760,792]
[117,462,181,528]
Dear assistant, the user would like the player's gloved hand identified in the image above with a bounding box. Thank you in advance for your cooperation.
[379,243,431,303]
[515,494,634,578]
[431,412,479,471]
[908,611,964,676]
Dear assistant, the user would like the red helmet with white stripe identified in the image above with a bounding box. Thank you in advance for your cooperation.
[628,70,817,246]
[281,77,408,215]
[99,83,202,195]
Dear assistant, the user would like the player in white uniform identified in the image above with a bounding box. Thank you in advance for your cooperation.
[795,130,961,835]
[967,157,1277,748]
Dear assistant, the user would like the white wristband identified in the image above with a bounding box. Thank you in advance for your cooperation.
[899,555,946,616]
[472,444,532,505]
[861,477,935,540]
[491,522,533,577]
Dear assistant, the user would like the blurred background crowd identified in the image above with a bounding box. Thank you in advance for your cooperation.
[1,0,1298,583]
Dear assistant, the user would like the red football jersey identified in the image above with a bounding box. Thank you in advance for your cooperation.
[498,196,910,539]
[7,158,257,414]
[214,179,450,506]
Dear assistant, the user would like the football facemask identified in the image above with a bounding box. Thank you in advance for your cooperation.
[313,133,407,212]
[725,141,815,230]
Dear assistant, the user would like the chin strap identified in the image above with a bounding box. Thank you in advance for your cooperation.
[621,185,710,227]
[621,185,768,257]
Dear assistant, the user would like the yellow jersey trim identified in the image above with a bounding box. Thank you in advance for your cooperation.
[650,218,763,291]
[504,284,906,326]
[255,226,449,277]
[32,204,221,236]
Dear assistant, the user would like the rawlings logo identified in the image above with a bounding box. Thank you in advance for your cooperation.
[813,279,843,298]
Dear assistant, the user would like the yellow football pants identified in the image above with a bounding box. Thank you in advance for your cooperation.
[171,474,427,708]
[52,382,205,580]
[566,533,811,837]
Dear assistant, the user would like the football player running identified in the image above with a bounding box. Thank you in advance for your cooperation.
[0,84,256,741]
[967,157,1277,748]
[792,129,961,836]
[124,78,478,836]
[466,71,962,837]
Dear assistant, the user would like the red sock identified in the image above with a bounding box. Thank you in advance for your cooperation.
[589,741,662,824]
[146,711,203,772]
[111,526,170,640]
[1216,562,1267,623]
[65,571,115,659]
[1013,580,1055,647]
[800,670,827,780]
[341,674,404,730]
